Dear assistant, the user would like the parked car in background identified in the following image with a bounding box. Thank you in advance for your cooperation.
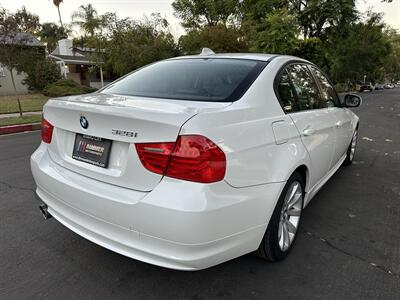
[355,81,373,92]
[31,51,362,270]
[384,83,395,89]
[375,83,385,90]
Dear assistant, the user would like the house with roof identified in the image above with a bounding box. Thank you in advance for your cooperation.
[0,32,45,95]
[49,39,112,89]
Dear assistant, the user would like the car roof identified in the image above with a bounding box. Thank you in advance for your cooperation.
[170,53,274,61]
[169,53,310,63]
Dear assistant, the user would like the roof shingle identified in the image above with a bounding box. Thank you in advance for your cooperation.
[0,32,44,47]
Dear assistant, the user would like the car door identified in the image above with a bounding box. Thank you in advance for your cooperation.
[311,67,353,166]
[283,63,337,189]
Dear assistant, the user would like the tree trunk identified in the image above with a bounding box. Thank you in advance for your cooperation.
[8,67,23,117]
[57,6,63,27]
[17,98,23,117]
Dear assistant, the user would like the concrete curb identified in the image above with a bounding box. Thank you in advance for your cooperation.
[0,123,41,136]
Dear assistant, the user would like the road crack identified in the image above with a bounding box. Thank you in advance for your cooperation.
[303,229,400,280]
[0,180,35,193]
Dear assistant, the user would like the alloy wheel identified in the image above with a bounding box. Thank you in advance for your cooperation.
[278,181,303,251]
[349,129,358,161]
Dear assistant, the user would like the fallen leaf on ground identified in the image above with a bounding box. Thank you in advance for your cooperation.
[362,137,375,141]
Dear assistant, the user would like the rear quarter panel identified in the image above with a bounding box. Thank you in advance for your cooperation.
[180,58,311,189]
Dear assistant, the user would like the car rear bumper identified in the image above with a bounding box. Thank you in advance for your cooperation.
[31,143,285,270]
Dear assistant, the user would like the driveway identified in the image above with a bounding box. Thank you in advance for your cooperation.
[0,89,399,299]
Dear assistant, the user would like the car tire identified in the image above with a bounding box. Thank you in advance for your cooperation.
[343,127,358,166]
[256,172,304,262]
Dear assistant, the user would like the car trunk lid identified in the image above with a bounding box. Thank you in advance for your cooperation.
[44,93,231,191]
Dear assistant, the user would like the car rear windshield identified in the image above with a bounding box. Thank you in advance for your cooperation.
[101,58,267,102]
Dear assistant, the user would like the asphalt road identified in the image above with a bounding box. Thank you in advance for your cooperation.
[1,89,399,299]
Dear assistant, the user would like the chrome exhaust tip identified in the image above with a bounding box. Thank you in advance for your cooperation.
[39,203,52,220]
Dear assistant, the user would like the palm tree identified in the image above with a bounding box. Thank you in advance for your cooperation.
[71,4,102,36]
[53,0,63,27]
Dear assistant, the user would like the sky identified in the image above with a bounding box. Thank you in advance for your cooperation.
[1,0,399,37]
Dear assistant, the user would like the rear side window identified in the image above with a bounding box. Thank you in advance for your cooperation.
[101,58,266,102]
[311,67,338,107]
[277,70,298,113]
[286,64,322,110]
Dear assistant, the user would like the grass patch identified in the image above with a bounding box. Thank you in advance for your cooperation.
[0,114,42,126]
[0,94,49,114]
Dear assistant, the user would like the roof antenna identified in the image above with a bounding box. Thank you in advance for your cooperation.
[200,48,215,56]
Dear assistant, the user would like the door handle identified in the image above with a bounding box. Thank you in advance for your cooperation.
[302,127,316,136]
[335,121,342,128]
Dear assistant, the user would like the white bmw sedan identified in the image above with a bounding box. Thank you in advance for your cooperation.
[31,52,361,270]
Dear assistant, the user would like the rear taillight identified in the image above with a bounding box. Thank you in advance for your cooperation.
[135,135,226,183]
[41,116,54,144]
[166,135,226,183]
[135,142,175,175]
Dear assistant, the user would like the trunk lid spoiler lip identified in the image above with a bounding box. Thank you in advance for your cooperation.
[49,93,234,115]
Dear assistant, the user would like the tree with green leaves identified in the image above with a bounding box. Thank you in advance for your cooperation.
[0,8,45,114]
[293,37,327,69]
[179,24,247,54]
[240,0,289,22]
[38,22,70,51]
[326,12,391,83]
[72,4,104,36]
[104,14,179,76]
[241,0,357,39]
[382,28,400,81]
[172,0,240,29]
[13,6,40,35]
[23,59,61,91]
[173,0,398,85]
[247,8,299,54]
[173,0,245,54]
[0,7,19,104]
[290,0,358,39]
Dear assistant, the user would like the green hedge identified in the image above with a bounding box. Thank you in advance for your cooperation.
[43,79,97,97]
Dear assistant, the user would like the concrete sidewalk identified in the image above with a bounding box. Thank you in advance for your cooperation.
[0,111,41,118]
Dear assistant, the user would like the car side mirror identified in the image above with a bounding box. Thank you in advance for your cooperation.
[343,94,362,108]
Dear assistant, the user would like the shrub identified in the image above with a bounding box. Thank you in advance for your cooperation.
[24,59,61,91]
[43,79,97,97]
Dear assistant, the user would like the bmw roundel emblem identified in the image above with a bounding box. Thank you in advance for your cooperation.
[80,116,89,129]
